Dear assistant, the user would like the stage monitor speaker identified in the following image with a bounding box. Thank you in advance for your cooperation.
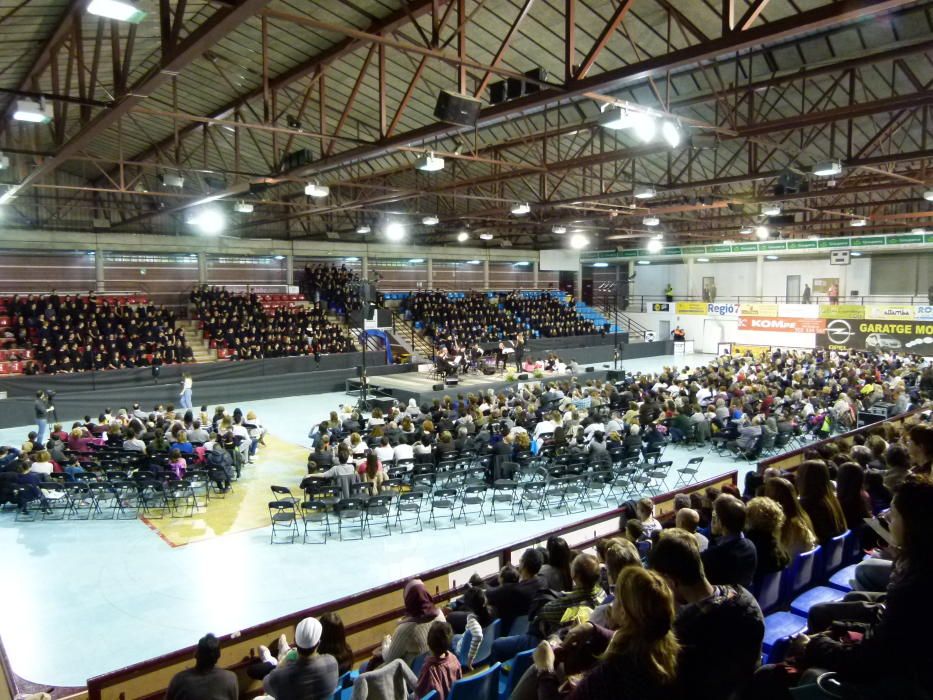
[434,90,481,126]
[151,365,161,379]
[432,383,444,391]
[518,373,529,380]
[445,377,459,386]
[585,366,595,373]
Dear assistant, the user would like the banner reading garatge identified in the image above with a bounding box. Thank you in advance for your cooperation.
[738,317,826,333]
[816,318,933,356]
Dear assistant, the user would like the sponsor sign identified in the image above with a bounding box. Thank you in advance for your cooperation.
[732,344,771,358]
[741,303,779,317]
[864,304,915,321]
[816,318,933,356]
[651,302,671,312]
[916,305,933,322]
[676,301,741,317]
[819,304,864,319]
[738,317,826,333]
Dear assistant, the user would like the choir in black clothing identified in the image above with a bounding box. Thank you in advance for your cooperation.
[7,292,192,374]
[191,286,353,360]
[300,263,363,315]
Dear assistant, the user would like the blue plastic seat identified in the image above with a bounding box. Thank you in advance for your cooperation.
[828,563,859,592]
[449,662,501,700]
[752,569,784,614]
[781,546,821,605]
[458,619,500,668]
[762,611,808,664]
[498,649,534,700]
[411,652,428,676]
[790,585,846,617]
[507,614,529,636]
[819,531,849,580]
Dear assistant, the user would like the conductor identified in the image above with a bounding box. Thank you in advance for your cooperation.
[514,332,526,371]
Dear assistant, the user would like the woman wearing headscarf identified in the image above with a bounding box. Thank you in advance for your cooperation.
[379,579,445,666]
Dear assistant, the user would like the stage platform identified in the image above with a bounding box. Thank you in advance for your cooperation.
[361,366,611,405]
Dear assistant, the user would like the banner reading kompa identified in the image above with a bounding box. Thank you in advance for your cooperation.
[816,318,933,356]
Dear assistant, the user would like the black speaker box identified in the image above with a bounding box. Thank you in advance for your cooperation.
[434,90,482,126]
[483,366,496,376]
[488,81,507,105]
[445,377,459,386]
[432,383,444,391]
[506,78,524,99]
[585,366,595,373]
[523,68,548,95]
[518,373,529,380]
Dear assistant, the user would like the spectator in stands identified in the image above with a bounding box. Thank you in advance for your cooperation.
[263,616,338,700]
[835,462,872,533]
[650,529,764,700]
[485,549,546,633]
[374,579,444,668]
[415,621,462,700]
[745,497,790,582]
[453,586,493,671]
[539,537,573,591]
[317,612,353,677]
[636,497,662,540]
[905,423,933,476]
[883,442,911,492]
[168,449,186,479]
[797,460,847,544]
[358,452,385,495]
[590,538,642,627]
[535,567,680,700]
[27,450,54,476]
[762,477,818,556]
[166,633,238,700]
[675,507,709,552]
[535,554,605,633]
[702,494,757,588]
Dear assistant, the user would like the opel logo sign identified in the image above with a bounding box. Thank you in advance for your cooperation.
[826,319,854,344]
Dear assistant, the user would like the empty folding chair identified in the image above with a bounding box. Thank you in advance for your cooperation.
[140,480,170,519]
[582,470,611,508]
[365,495,394,537]
[269,500,299,544]
[66,482,100,520]
[334,498,366,541]
[271,484,299,506]
[490,480,518,522]
[111,480,141,519]
[428,488,458,530]
[89,482,118,519]
[459,484,487,525]
[673,456,704,489]
[300,500,330,543]
[518,482,546,521]
[167,478,198,518]
[395,491,425,533]
[563,475,588,513]
[186,469,210,506]
[542,478,569,516]
[643,460,673,495]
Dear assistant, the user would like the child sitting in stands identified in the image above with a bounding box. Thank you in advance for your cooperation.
[168,448,186,479]
[415,621,462,700]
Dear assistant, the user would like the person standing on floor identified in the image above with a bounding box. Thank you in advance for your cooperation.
[179,373,193,409]
[514,333,525,372]
[34,390,54,447]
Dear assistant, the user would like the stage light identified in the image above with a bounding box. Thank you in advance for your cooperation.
[593,262,609,267]
[696,257,710,262]
[233,201,253,213]
[551,225,567,234]
[345,257,359,262]
[510,202,531,215]
[187,207,225,236]
[924,191,933,202]
[12,99,51,123]
[633,112,656,142]
[88,0,146,22]
[643,216,660,227]
[385,221,406,242]
[356,225,371,234]
[633,186,656,199]
[422,215,439,226]
[479,233,493,240]
[850,218,867,227]
[415,153,445,172]
[457,231,469,242]
[646,238,664,253]
[812,160,842,177]
[569,233,589,249]
[599,108,638,130]
[762,204,781,216]
[661,120,681,148]
[304,182,330,197]
[755,226,770,240]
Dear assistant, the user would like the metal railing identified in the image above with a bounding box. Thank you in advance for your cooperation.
[390,310,435,361]
[595,303,652,338]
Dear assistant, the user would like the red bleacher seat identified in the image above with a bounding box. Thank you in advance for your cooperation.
[8,361,22,373]
[0,362,8,374]
[0,317,9,327]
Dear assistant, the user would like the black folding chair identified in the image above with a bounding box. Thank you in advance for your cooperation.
[427,488,458,529]
[673,456,704,489]
[269,500,299,543]
[458,485,487,525]
[300,500,330,544]
[334,498,366,541]
[365,495,394,537]
[490,480,518,522]
[396,491,425,533]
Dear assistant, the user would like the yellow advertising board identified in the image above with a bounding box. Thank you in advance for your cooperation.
[740,303,779,317]
[819,304,865,319]
[732,344,771,358]
[864,304,915,321]
[675,301,710,315]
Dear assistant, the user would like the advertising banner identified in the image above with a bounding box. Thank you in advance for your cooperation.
[917,305,933,322]
[651,302,671,312]
[675,301,710,315]
[740,303,779,317]
[816,318,933,356]
[738,317,826,333]
[864,304,915,320]
[732,344,771,358]
[819,304,865,319]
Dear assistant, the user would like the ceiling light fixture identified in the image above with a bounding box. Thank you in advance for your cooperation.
[12,99,51,123]
[551,225,567,234]
[762,204,781,217]
[812,160,843,177]
[637,260,651,265]
[514,261,530,266]
[924,190,933,202]
[384,221,406,242]
[593,262,609,267]
[415,153,445,172]
[661,120,682,148]
[422,215,439,226]
[633,112,656,143]
[466,259,481,265]
[345,257,359,262]
[479,233,494,240]
[599,108,638,130]
[850,218,868,227]
[457,231,469,242]
[409,258,425,263]
[696,257,710,262]
[511,202,531,215]
[643,216,660,227]
[356,225,371,234]
[570,233,589,249]
[851,251,863,256]
[304,182,330,198]
[766,255,779,260]
[646,238,664,253]
[88,0,146,23]
[633,185,657,199]
[273,255,285,261]
[808,234,821,240]
[233,201,253,214]
[0,153,9,170]
[739,227,753,235]
[187,207,225,236]
[755,226,770,240]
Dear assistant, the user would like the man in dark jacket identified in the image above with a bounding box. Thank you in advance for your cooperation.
[167,633,238,700]
[702,494,758,589]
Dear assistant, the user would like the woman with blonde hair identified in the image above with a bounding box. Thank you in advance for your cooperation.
[745,496,790,580]
[762,477,818,556]
[534,566,679,700]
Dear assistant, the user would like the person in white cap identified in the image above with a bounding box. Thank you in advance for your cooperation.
[263,616,339,700]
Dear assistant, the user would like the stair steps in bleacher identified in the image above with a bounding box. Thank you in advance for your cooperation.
[177,319,216,363]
